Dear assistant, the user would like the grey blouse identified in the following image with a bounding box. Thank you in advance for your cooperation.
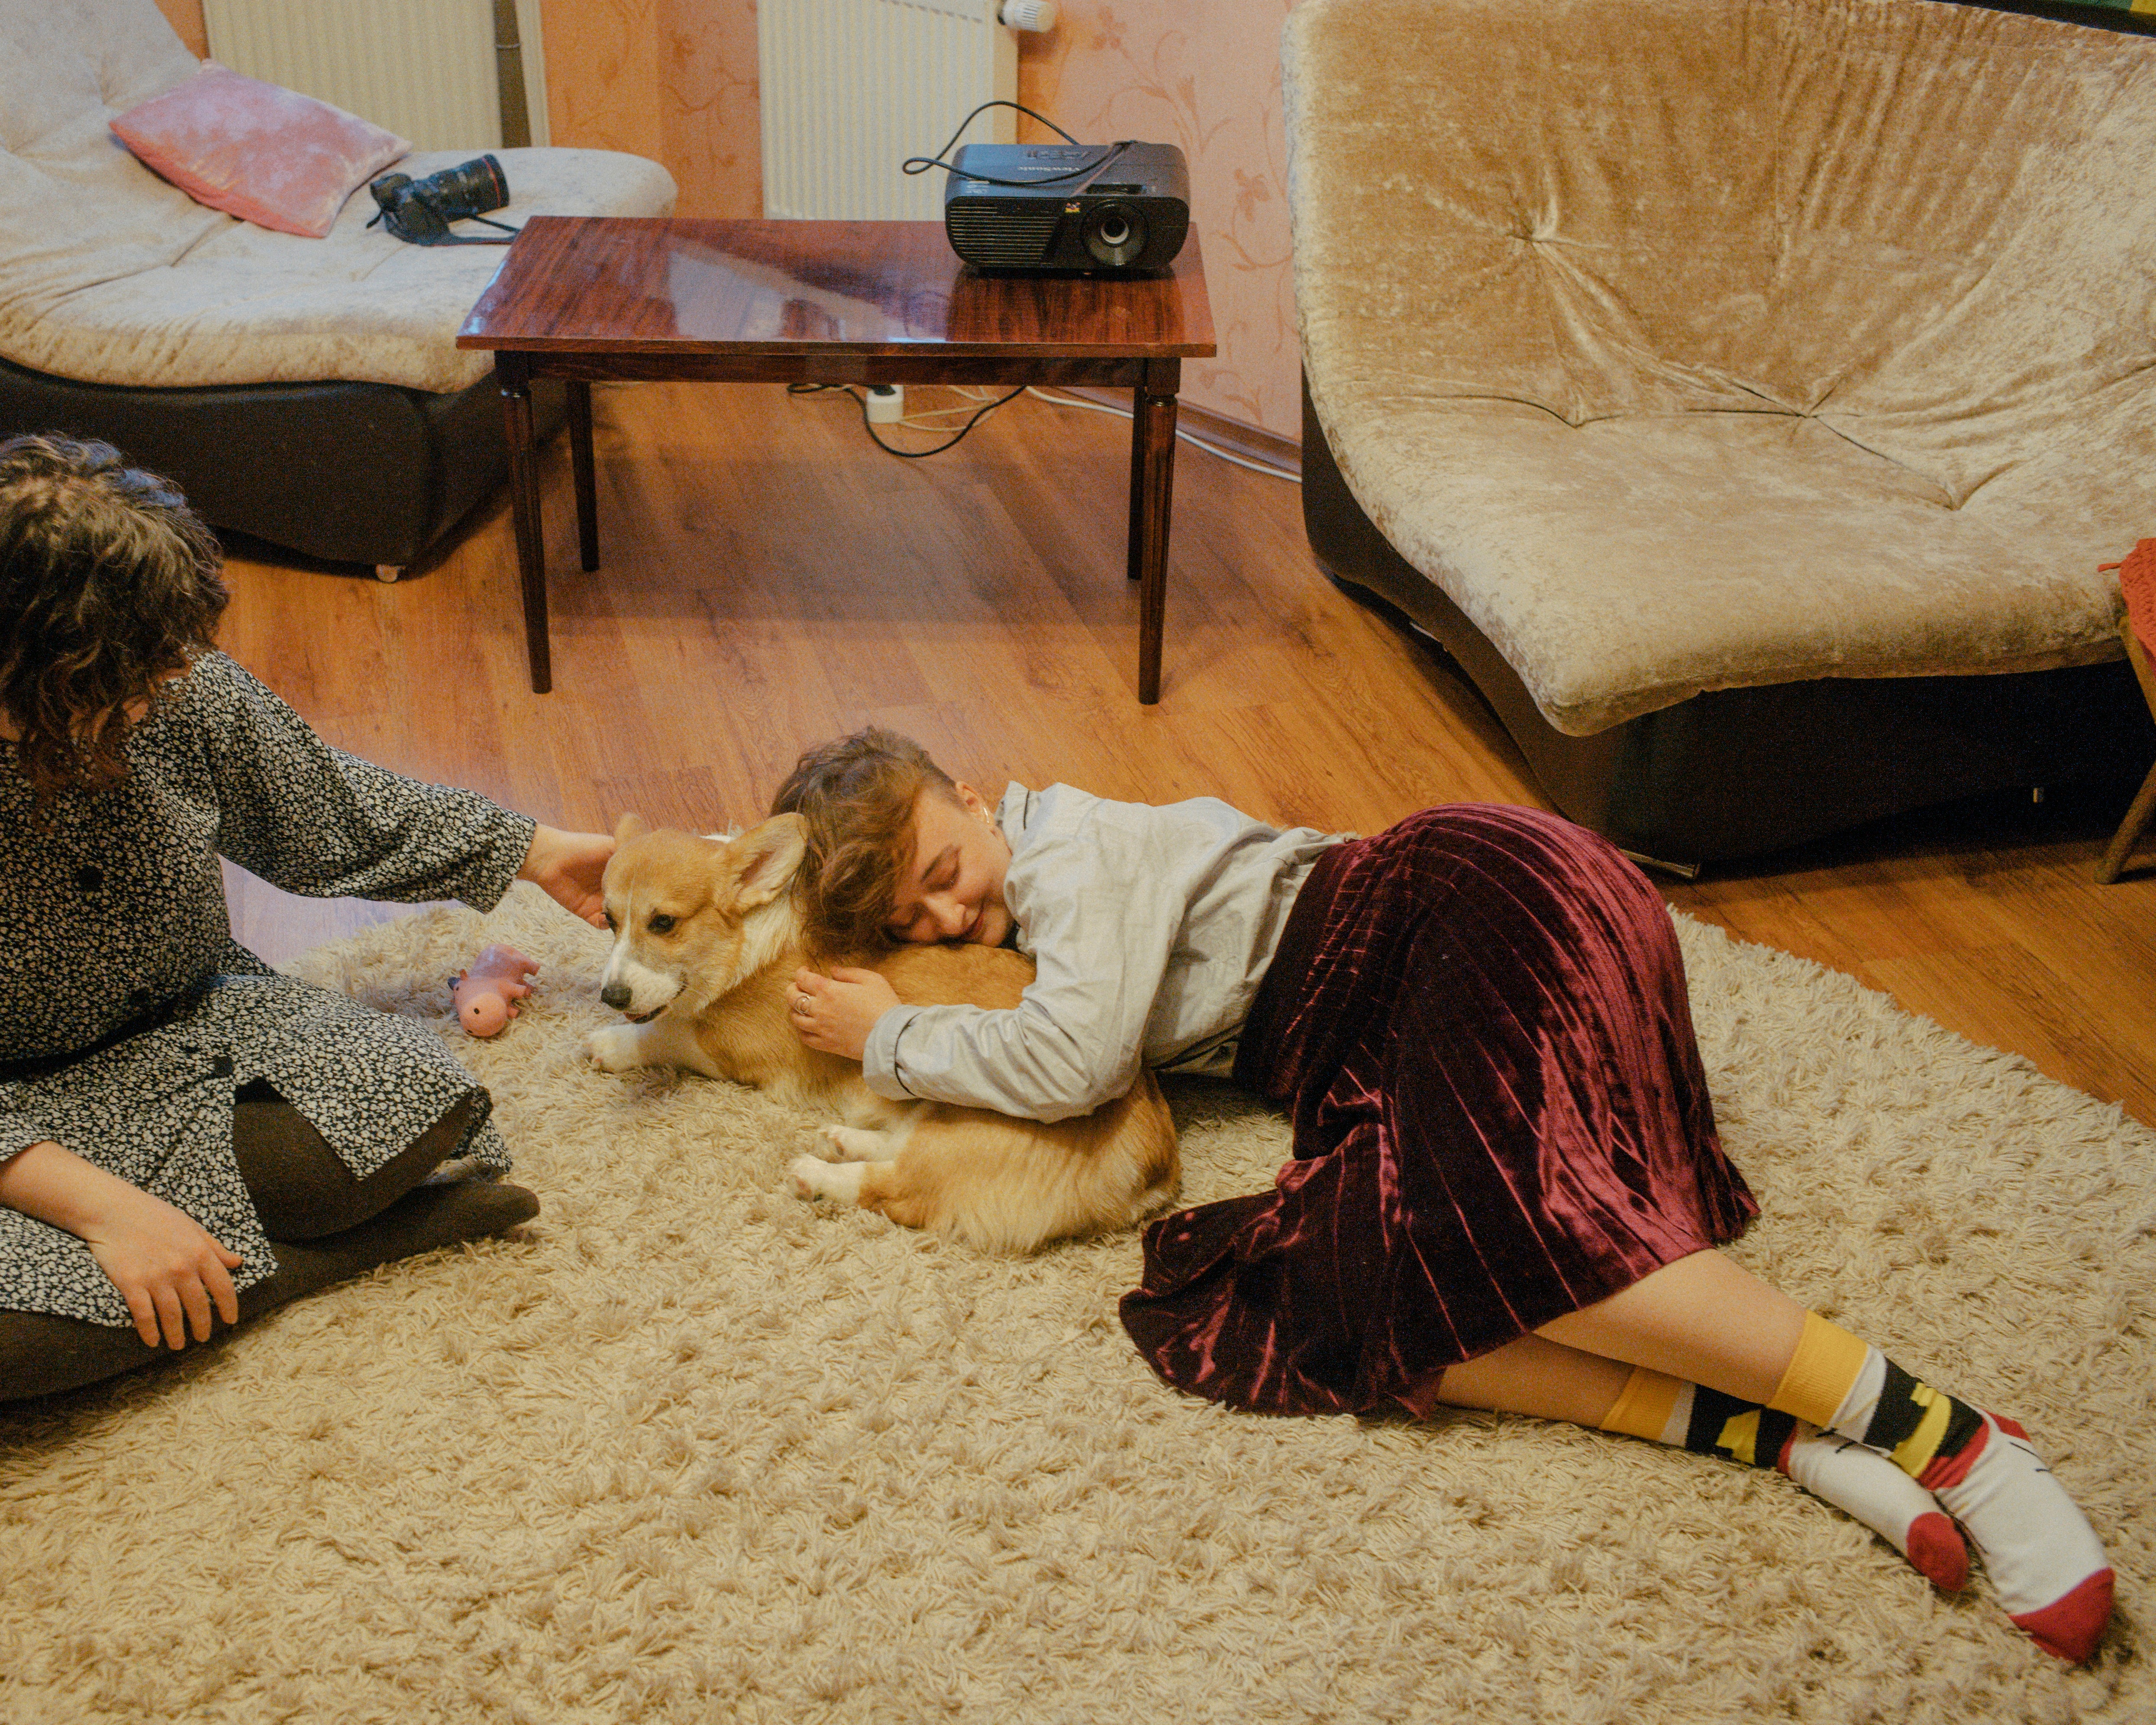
[862,782,1343,1122]
[0,652,534,1328]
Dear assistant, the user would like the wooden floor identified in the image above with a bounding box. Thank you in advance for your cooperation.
[215,381,2156,1127]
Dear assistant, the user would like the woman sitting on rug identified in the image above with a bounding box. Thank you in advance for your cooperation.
[772,727,2114,1664]
[0,434,613,1401]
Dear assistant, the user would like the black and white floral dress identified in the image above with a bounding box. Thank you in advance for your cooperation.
[0,652,535,1327]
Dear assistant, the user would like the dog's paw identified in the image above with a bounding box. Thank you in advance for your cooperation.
[817,1122,893,1163]
[585,1025,644,1071]
[790,1153,862,1205]
[821,1122,904,1164]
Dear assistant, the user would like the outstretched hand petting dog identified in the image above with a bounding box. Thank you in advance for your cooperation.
[789,965,901,1061]
[515,824,616,927]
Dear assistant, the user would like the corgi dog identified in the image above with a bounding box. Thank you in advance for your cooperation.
[585,813,1180,1252]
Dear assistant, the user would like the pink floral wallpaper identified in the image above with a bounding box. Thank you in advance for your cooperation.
[1017,2,1301,436]
[151,0,207,57]
[539,0,765,223]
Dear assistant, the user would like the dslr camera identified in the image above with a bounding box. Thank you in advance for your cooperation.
[367,155,516,246]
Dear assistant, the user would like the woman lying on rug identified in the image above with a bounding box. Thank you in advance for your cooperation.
[0,434,613,1401]
[773,727,2115,1664]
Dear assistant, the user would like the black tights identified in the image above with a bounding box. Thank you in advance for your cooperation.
[0,1083,536,1402]
[229,1080,474,1239]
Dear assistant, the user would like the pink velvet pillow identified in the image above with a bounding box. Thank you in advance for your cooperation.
[110,61,410,239]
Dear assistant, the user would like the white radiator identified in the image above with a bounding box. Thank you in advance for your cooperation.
[759,0,1019,221]
[202,0,550,152]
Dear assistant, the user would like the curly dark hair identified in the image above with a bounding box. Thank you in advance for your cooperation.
[0,434,229,800]
[768,726,959,957]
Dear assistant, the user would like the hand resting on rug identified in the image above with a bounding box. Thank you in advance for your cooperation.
[0,435,611,1400]
[763,724,2118,1666]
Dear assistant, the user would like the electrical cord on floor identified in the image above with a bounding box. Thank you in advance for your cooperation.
[786,381,1026,457]
[1023,387,1301,481]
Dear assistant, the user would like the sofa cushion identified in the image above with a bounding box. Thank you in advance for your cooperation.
[110,60,409,239]
[0,0,678,395]
[1287,0,2156,735]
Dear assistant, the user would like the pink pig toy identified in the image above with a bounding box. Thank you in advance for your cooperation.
[452,944,539,1037]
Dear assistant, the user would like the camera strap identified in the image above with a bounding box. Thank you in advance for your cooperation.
[365,210,520,247]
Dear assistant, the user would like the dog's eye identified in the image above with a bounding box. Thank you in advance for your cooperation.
[602,909,617,932]
[649,913,676,934]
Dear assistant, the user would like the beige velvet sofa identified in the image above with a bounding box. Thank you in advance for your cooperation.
[0,0,676,574]
[1288,0,2156,863]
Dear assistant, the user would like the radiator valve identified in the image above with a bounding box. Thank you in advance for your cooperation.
[1000,0,1057,31]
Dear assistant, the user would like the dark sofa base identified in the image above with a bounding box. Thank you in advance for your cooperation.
[0,355,564,572]
[1301,378,2155,865]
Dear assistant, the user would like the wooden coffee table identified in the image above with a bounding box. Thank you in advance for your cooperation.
[457,218,1216,700]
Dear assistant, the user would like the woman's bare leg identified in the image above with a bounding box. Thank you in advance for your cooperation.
[1431,1246,1814,1425]
[1433,1330,1632,1424]
[1433,1318,1970,1592]
[1512,1248,2111,1660]
[1533,1248,1808,1403]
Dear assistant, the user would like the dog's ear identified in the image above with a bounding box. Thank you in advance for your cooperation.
[730,812,808,908]
[613,813,648,845]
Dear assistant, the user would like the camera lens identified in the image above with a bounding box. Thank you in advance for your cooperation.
[1081,202,1147,268]
[413,154,511,223]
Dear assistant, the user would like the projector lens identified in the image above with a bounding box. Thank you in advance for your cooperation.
[1082,202,1147,268]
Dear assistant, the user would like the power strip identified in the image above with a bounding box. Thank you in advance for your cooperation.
[866,384,904,424]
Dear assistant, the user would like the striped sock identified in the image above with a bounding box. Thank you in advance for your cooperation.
[1600,1367,1966,1589]
[1769,1315,2115,1664]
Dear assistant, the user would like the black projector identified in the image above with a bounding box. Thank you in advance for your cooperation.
[942,141,1190,274]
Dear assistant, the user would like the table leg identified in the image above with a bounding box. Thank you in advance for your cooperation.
[568,379,599,572]
[1127,385,1149,583]
[1127,362,1181,705]
[497,355,552,694]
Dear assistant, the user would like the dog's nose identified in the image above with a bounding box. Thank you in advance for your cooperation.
[600,981,632,1011]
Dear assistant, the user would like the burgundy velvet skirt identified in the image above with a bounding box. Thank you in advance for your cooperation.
[1119,804,1756,1419]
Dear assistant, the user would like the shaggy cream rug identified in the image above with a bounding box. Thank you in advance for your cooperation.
[1,886,2149,1724]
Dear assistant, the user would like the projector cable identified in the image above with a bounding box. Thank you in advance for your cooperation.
[903,100,1133,188]
[786,381,1026,458]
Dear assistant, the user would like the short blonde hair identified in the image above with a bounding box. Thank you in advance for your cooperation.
[769,727,959,956]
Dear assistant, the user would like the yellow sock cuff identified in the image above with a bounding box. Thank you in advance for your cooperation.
[1599,1366,1684,1442]
[1769,1312,1872,1427]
